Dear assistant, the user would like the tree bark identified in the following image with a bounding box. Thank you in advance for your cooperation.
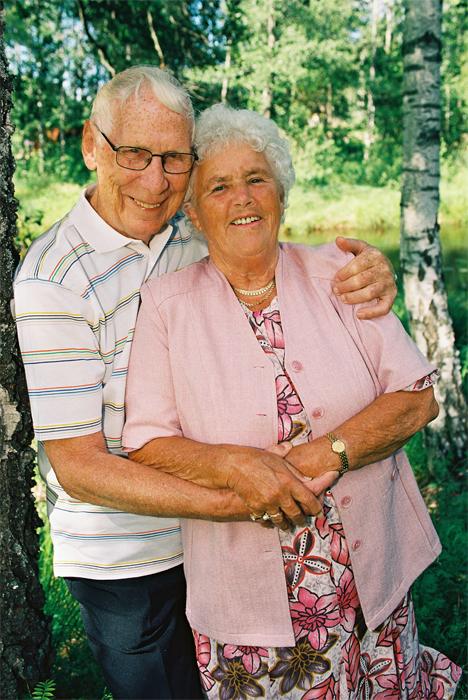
[77,0,116,77]
[400,0,466,470]
[384,0,393,54]
[221,41,231,103]
[147,8,165,68]
[261,0,275,118]
[364,0,378,162]
[0,7,52,697]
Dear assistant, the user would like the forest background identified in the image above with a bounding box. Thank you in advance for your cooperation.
[3,0,467,697]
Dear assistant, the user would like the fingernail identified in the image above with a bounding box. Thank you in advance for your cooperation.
[332,286,340,295]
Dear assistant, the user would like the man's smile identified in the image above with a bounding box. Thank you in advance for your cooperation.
[130,196,162,209]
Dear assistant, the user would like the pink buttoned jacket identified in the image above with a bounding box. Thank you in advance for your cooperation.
[123,242,441,647]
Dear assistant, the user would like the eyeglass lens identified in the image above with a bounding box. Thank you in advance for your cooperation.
[116,147,194,173]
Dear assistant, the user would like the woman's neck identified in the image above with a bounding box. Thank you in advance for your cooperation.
[210,247,279,291]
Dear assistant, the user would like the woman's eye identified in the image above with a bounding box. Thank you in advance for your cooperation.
[211,185,225,193]
[249,177,264,184]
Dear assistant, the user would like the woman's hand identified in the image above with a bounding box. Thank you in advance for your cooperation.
[224,445,323,530]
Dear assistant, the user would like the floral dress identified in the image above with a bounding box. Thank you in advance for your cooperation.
[192,297,461,699]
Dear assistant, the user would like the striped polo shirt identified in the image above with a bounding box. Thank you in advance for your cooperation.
[14,187,207,579]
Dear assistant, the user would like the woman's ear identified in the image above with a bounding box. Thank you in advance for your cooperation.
[82,120,98,171]
[183,201,202,231]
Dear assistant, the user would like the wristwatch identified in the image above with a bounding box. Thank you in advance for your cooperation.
[326,432,349,477]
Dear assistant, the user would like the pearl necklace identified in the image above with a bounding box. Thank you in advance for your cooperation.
[233,279,275,297]
[237,283,276,308]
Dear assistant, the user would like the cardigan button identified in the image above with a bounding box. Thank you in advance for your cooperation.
[311,407,324,419]
[291,360,303,372]
[340,496,352,508]
[352,540,362,551]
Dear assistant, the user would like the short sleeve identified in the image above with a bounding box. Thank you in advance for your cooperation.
[347,305,437,394]
[122,283,182,451]
[14,279,105,440]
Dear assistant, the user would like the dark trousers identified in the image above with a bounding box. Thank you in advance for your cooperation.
[65,565,203,699]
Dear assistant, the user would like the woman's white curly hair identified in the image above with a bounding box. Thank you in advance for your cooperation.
[186,103,295,209]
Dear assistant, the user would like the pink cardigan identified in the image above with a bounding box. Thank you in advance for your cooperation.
[123,243,441,646]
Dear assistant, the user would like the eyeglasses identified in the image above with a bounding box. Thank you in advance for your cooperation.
[94,125,197,174]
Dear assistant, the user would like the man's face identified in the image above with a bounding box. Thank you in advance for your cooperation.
[82,90,193,243]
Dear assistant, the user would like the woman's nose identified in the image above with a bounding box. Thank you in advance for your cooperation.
[233,183,253,206]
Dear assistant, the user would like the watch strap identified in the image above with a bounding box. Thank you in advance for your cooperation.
[326,432,349,477]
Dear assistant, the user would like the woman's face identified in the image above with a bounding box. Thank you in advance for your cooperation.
[185,142,283,269]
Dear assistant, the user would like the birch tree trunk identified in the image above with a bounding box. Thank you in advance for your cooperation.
[364,0,378,162]
[261,0,275,118]
[0,9,52,696]
[400,0,466,470]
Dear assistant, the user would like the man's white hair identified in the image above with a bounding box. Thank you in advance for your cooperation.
[90,65,194,135]
[186,103,295,208]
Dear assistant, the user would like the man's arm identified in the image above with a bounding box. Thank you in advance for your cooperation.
[129,437,324,525]
[44,431,249,521]
[334,236,397,319]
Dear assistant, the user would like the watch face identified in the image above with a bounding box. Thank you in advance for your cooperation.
[332,439,346,453]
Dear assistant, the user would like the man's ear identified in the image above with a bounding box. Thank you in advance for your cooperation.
[183,201,202,231]
[82,120,98,171]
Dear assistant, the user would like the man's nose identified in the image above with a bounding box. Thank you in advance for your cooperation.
[138,156,169,191]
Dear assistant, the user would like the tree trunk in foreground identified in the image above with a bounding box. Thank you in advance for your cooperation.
[0,9,52,697]
[400,0,466,470]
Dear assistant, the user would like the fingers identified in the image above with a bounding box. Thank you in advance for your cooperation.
[303,471,339,495]
[287,484,323,517]
[333,255,397,313]
[356,296,394,319]
[275,497,307,527]
[267,509,289,531]
[233,450,323,526]
[334,241,393,286]
[335,235,368,257]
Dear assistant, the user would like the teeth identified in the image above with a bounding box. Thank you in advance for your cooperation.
[232,216,260,225]
[132,198,161,209]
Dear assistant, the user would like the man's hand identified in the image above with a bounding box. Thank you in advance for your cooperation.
[225,446,323,530]
[333,236,397,319]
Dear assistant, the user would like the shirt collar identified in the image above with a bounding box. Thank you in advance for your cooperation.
[67,185,174,254]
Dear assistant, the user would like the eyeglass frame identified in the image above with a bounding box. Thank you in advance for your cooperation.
[93,123,198,174]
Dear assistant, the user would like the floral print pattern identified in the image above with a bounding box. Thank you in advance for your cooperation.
[192,298,460,698]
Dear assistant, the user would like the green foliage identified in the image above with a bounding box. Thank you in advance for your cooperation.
[30,679,56,700]
[5,0,467,188]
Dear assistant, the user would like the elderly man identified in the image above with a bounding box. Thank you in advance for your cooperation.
[14,66,397,699]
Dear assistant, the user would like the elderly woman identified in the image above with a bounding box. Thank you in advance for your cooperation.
[123,105,460,698]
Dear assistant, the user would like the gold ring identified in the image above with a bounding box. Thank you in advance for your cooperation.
[249,513,264,522]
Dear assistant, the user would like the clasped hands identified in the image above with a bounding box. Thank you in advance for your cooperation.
[225,442,338,531]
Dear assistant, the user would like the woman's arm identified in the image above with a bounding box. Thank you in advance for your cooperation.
[285,386,438,479]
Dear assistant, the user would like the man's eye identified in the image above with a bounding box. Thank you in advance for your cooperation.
[122,147,143,155]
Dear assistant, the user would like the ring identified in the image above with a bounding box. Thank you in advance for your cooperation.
[262,511,281,521]
[249,513,264,522]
